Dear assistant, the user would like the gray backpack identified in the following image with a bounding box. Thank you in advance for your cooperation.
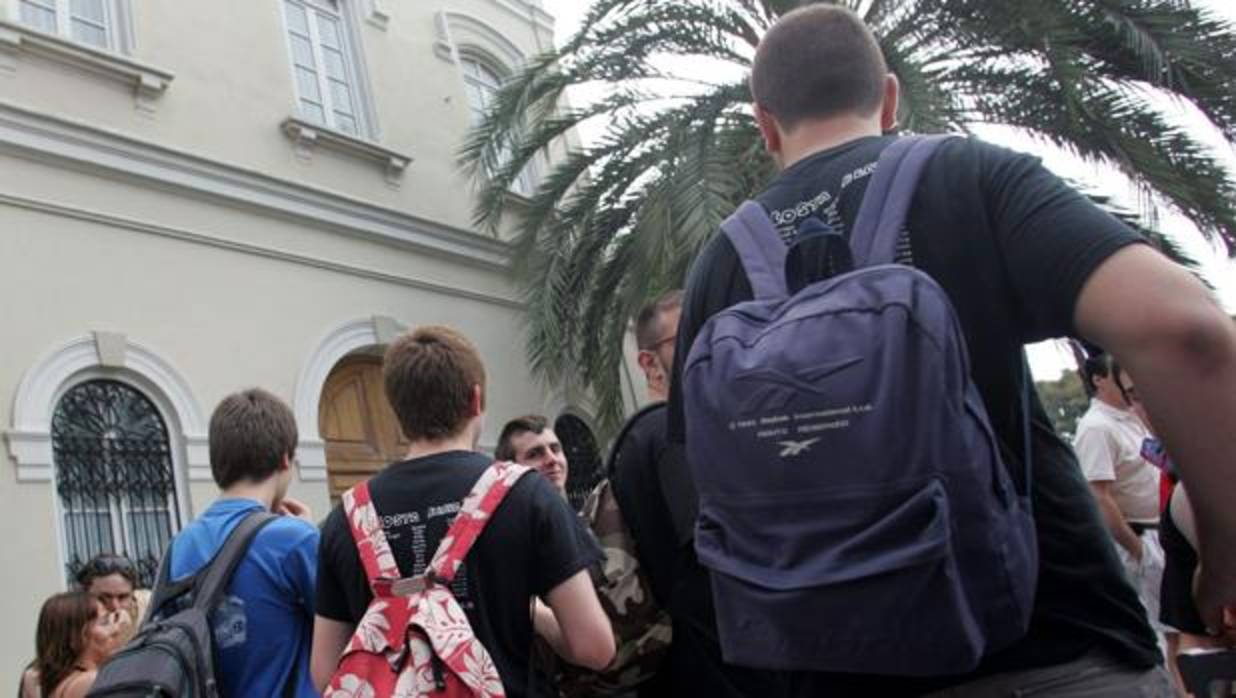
[87,511,279,698]
[683,135,1038,675]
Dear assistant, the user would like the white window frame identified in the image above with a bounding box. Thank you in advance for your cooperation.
[9,0,133,53]
[459,53,538,197]
[280,0,378,140]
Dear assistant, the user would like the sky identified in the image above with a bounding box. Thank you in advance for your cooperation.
[539,0,1236,379]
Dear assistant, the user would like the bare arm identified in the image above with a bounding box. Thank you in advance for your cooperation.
[1088,481,1143,561]
[1075,244,1236,632]
[543,570,615,670]
[60,670,98,698]
[532,598,565,654]
[311,615,353,692]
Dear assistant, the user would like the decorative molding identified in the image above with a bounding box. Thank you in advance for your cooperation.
[0,192,524,310]
[292,316,406,481]
[361,0,389,30]
[5,333,211,482]
[0,20,172,114]
[0,100,510,270]
[281,117,410,187]
[433,11,526,70]
[93,331,126,367]
[482,0,554,33]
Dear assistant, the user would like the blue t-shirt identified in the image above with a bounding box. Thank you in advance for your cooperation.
[169,498,318,697]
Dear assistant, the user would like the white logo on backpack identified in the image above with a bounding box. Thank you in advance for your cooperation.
[778,438,821,457]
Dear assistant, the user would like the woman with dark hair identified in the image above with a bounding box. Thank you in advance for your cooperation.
[22,590,129,698]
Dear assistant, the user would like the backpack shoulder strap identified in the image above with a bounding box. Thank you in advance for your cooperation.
[143,546,194,622]
[342,480,402,585]
[850,134,956,267]
[427,461,533,584]
[721,200,789,300]
[192,510,279,612]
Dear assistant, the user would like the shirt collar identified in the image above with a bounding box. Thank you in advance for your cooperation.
[1091,398,1138,424]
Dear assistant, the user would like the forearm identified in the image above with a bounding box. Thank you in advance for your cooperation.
[1110,316,1236,571]
[532,599,568,658]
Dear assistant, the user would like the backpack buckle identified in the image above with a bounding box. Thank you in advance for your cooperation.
[390,577,426,596]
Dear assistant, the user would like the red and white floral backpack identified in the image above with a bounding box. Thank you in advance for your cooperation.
[326,461,533,698]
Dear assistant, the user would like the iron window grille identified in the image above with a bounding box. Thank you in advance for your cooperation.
[52,379,181,588]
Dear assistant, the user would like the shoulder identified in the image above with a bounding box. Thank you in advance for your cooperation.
[252,514,319,552]
[930,135,1036,168]
[1074,405,1114,433]
[56,669,97,698]
[623,402,668,439]
[318,504,353,555]
[615,404,669,456]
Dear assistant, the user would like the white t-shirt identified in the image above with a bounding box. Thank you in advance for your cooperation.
[1073,399,1159,523]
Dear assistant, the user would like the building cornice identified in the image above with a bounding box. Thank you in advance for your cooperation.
[484,0,554,33]
[0,191,524,310]
[0,100,512,271]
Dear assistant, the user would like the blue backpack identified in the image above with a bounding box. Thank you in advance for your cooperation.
[683,135,1038,676]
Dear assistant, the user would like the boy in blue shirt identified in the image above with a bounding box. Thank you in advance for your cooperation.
[168,388,318,696]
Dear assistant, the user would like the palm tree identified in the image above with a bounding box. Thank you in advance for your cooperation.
[460,0,1236,434]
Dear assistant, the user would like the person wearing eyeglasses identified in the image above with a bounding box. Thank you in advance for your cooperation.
[612,289,684,610]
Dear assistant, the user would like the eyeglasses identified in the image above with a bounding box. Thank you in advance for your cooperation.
[640,334,677,353]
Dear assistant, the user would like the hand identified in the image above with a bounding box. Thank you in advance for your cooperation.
[276,497,315,523]
[96,609,134,654]
[1194,563,1236,642]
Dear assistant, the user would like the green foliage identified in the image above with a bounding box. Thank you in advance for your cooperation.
[1036,370,1091,442]
[460,0,1236,435]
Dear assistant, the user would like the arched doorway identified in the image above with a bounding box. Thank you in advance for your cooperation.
[319,354,407,500]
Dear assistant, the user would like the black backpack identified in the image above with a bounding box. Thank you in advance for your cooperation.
[87,511,279,697]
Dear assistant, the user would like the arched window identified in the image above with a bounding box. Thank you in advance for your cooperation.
[52,380,182,587]
[555,413,602,511]
[460,55,536,196]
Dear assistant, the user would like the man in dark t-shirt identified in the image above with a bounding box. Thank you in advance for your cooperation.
[311,326,613,696]
[611,290,685,609]
[656,6,1236,697]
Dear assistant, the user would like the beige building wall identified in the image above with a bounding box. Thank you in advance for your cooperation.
[0,0,587,679]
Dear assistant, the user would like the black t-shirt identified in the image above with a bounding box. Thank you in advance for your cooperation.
[608,403,678,608]
[662,135,1161,694]
[316,451,603,698]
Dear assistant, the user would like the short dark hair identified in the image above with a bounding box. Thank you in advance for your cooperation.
[750,5,888,132]
[75,553,138,590]
[495,415,549,462]
[635,290,684,350]
[209,388,298,489]
[384,326,486,442]
[1082,353,1115,394]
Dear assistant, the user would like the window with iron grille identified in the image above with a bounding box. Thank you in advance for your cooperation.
[52,379,181,588]
[555,413,602,512]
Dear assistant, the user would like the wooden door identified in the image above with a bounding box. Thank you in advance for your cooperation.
[319,355,408,500]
